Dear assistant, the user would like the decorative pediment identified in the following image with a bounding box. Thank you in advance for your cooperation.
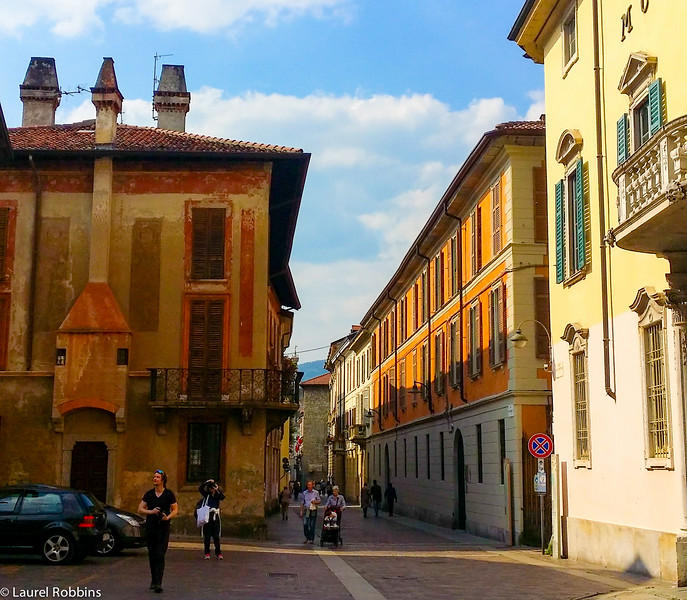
[618,52,657,98]
[630,286,666,323]
[555,129,583,166]
[561,322,588,345]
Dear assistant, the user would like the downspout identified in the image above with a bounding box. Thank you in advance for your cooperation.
[28,155,42,371]
[444,203,468,404]
[592,0,616,400]
[371,313,384,432]
[386,291,401,424]
[415,244,434,413]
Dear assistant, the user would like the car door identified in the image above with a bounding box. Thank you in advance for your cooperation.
[0,490,23,547]
[15,491,65,548]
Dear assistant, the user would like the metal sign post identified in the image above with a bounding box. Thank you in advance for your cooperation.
[529,434,553,555]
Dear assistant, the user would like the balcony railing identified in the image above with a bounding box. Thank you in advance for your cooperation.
[614,115,687,230]
[148,368,297,406]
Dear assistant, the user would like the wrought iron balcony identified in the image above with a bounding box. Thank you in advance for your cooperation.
[148,368,297,408]
[612,115,687,254]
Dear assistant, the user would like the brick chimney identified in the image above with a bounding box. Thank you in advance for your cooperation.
[154,65,190,132]
[91,57,123,145]
[20,57,61,127]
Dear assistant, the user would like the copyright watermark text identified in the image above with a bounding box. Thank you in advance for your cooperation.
[0,588,101,598]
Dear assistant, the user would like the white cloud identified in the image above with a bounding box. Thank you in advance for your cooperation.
[0,0,354,37]
[525,89,545,121]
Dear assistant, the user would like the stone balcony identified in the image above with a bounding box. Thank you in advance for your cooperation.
[612,115,687,256]
[348,424,367,445]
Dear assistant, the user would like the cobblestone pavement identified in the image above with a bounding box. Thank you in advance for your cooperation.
[1,502,686,599]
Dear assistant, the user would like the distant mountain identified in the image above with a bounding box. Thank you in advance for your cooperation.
[298,360,327,382]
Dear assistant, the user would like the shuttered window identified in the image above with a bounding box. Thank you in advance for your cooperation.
[449,319,460,388]
[450,234,459,296]
[434,329,444,394]
[191,208,225,280]
[492,182,502,256]
[488,283,506,368]
[555,159,585,283]
[648,78,663,137]
[399,358,406,412]
[617,114,629,165]
[188,299,224,400]
[468,301,482,378]
[555,180,566,283]
[533,167,548,244]
[574,158,585,271]
[476,207,482,273]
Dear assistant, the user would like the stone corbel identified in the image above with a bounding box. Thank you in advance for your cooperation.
[115,408,126,433]
[241,408,253,435]
[665,288,687,328]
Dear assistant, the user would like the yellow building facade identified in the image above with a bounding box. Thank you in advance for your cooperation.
[511,0,687,582]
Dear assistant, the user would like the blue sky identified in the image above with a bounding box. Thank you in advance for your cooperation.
[0,0,542,362]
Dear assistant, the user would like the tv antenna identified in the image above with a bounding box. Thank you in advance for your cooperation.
[152,52,173,121]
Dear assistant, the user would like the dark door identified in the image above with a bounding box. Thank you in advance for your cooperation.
[453,429,466,530]
[384,444,390,488]
[188,299,224,401]
[71,442,108,502]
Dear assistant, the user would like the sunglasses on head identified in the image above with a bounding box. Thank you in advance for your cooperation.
[154,470,165,475]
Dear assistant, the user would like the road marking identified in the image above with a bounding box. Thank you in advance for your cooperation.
[316,549,387,600]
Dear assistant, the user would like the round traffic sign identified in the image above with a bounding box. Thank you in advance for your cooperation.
[528,433,553,458]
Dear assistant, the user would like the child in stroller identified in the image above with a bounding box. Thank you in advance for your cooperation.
[320,506,342,547]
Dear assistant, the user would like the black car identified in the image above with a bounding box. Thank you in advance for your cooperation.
[96,504,146,556]
[0,484,107,564]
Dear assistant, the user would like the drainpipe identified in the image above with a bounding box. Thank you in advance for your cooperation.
[415,244,434,413]
[371,313,384,432]
[386,290,401,424]
[444,203,468,404]
[592,0,616,400]
[28,155,42,371]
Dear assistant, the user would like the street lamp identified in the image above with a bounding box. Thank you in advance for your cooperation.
[365,407,384,431]
[409,380,433,413]
[509,319,555,380]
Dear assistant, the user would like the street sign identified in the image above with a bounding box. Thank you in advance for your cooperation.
[528,433,553,458]
[534,472,547,494]
[537,458,545,473]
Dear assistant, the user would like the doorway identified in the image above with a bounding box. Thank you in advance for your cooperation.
[70,441,108,502]
[384,444,390,488]
[453,429,466,530]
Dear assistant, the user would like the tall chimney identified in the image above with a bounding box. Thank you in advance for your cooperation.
[91,57,123,145]
[20,57,61,127]
[154,65,190,132]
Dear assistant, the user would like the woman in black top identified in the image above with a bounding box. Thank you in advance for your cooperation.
[198,479,225,559]
[138,470,178,593]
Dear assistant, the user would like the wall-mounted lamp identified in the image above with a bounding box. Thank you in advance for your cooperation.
[509,319,555,380]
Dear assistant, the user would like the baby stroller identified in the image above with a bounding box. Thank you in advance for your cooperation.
[319,507,343,547]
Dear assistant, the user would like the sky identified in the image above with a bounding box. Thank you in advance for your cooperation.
[0,0,543,363]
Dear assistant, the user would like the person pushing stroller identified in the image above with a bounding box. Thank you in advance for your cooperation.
[321,486,345,546]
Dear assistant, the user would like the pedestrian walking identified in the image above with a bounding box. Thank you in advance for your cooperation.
[293,480,301,500]
[279,486,291,520]
[385,482,398,517]
[360,482,370,518]
[324,486,346,525]
[138,469,178,593]
[198,479,225,560]
[371,479,382,517]
[299,479,321,543]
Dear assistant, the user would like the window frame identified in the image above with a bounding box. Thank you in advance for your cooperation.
[554,157,586,285]
[562,1,578,76]
[564,324,591,468]
[488,281,506,369]
[183,420,225,486]
[468,299,482,379]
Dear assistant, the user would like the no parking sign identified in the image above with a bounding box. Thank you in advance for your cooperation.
[528,433,553,458]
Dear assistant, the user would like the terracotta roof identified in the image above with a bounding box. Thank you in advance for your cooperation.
[300,373,331,386]
[8,122,303,154]
[494,119,545,132]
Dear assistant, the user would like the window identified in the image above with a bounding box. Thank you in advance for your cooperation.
[499,419,506,485]
[554,158,586,283]
[644,322,670,460]
[191,208,225,280]
[476,424,483,483]
[426,433,431,479]
[116,348,129,366]
[633,95,651,149]
[468,300,482,378]
[534,166,548,243]
[434,329,445,395]
[440,431,445,481]
[488,283,506,368]
[562,4,577,68]
[399,296,407,343]
[449,319,461,388]
[434,255,441,313]
[534,278,551,359]
[0,208,10,282]
[0,492,20,514]
[187,423,222,482]
[420,342,429,399]
[56,348,67,366]
[492,182,502,256]
[188,298,224,400]
[413,283,419,331]
[399,358,407,412]
[450,235,459,296]
[20,492,63,515]
[563,323,591,466]
[411,350,418,405]
[414,436,419,478]
[421,270,428,323]
[404,438,408,477]
[470,209,482,276]
[394,440,398,477]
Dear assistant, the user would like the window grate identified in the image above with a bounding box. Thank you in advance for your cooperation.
[573,351,589,461]
[645,322,669,458]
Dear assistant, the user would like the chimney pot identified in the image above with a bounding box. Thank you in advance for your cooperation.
[154,64,190,132]
[20,57,61,127]
[91,57,123,145]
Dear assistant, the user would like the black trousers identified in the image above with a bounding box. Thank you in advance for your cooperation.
[203,516,221,555]
[147,525,170,586]
[387,499,395,516]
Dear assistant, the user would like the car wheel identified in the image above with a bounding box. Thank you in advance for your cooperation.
[96,529,122,557]
[41,532,75,565]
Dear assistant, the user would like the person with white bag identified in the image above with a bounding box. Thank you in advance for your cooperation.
[198,479,225,560]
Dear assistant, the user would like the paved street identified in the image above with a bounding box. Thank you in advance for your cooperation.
[2,503,686,600]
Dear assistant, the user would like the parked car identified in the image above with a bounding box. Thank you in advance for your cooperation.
[0,484,107,564]
[96,504,146,556]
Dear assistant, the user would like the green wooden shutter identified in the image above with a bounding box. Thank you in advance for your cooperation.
[575,158,585,271]
[617,114,629,165]
[649,78,663,137]
[555,180,565,283]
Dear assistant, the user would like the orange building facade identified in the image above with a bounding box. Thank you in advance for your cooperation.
[358,120,551,543]
[0,58,308,535]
